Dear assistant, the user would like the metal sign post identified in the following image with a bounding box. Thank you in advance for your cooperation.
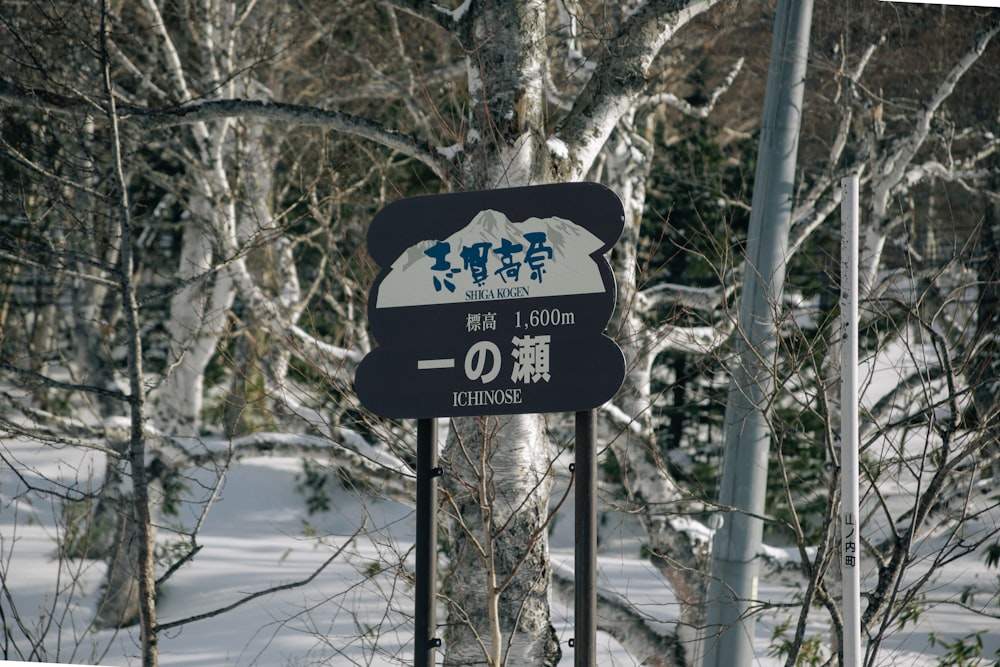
[574,409,597,667]
[355,183,625,667]
[414,418,441,667]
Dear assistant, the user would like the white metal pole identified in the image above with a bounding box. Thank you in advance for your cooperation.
[701,1,814,663]
[840,174,862,666]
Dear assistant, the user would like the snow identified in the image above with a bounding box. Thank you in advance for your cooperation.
[546,137,569,160]
[0,443,417,666]
[431,0,472,23]
[434,143,463,160]
[3,434,997,667]
[2,340,999,666]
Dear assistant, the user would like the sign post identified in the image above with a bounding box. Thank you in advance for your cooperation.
[841,175,862,666]
[574,409,598,666]
[355,182,625,666]
[413,418,440,667]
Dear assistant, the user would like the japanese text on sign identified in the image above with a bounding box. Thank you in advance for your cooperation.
[843,512,857,568]
[424,229,555,299]
[421,309,566,396]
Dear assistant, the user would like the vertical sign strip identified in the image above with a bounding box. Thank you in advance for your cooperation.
[841,174,862,666]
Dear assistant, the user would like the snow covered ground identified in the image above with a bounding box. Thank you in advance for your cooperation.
[2,429,997,666]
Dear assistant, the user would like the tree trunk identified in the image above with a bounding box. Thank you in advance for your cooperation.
[94,442,163,629]
[102,32,159,661]
[152,210,235,439]
[434,3,564,663]
[441,415,560,667]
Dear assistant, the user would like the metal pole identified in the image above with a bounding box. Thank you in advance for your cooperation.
[702,1,813,665]
[840,175,862,666]
[575,409,597,667]
[415,418,440,667]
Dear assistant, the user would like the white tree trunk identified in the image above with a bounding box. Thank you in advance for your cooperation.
[442,414,559,667]
[429,2,724,660]
[152,209,235,438]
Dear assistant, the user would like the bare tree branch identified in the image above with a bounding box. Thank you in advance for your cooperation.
[869,16,1000,225]
[154,523,366,632]
[640,56,746,119]
[0,362,128,403]
[554,0,723,176]
[552,563,684,667]
[0,78,451,182]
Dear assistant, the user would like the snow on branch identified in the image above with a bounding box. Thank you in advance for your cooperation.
[287,324,363,369]
[220,247,361,384]
[0,408,120,459]
[902,159,999,194]
[431,0,472,22]
[638,282,733,313]
[229,430,402,470]
[383,0,472,30]
[602,401,647,438]
[651,318,734,357]
[639,57,745,119]
[0,386,413,503]
[629,281,736,357]
[227,429,415,503]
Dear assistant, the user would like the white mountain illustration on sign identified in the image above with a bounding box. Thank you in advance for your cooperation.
[376,209,607,308]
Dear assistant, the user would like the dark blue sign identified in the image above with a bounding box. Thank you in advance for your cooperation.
[354,183,625,418]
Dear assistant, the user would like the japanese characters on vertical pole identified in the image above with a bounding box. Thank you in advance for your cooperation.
[354,183,626,667]
[840,174,862,666]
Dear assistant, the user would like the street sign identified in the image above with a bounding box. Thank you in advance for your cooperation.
[354,183,626,418]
